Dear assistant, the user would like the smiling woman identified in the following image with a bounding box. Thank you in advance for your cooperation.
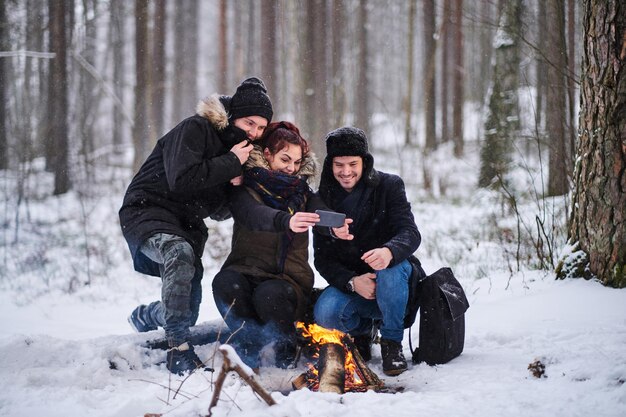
[211,121,351,371]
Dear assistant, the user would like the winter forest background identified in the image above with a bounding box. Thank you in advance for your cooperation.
[0,1,625,416]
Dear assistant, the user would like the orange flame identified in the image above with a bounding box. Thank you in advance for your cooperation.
[296,322,366,391]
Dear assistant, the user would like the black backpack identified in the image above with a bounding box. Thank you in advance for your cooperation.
[411,267,469,365]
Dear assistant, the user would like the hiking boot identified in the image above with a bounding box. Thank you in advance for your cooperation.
[167,342,207,375]
[353,334,373,362]
[380,338,408,376]
[128,304,158,333]
[352,321,379,362]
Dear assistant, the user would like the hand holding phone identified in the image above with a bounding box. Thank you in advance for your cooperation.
[315,210,346,228]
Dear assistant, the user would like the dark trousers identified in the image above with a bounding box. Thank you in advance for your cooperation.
[212,268,298,366]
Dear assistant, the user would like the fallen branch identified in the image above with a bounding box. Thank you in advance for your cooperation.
[207,345,276,416]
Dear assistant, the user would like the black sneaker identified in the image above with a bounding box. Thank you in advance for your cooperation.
[128,305,158,333]
[380,338,408,376]
[166,342,207,375]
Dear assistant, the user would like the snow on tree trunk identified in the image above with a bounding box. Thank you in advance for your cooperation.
[558,0,626,288]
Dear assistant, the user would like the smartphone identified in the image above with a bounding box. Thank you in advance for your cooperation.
[315,210,346,228]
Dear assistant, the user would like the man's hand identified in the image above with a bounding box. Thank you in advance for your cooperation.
[332,218,354,240]
[353,273,377,299]
[361,247,393,271]
[230,140,253,164]
[289,211,320,233]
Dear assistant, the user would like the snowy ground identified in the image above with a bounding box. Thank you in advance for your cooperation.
[1,120,625,416]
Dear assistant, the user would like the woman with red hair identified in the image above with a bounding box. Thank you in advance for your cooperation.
[212,121,350,370]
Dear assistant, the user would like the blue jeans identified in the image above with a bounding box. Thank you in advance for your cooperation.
[139,233,203,346]
[314,260,411,342]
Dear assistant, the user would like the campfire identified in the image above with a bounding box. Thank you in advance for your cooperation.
[292,322,385,394]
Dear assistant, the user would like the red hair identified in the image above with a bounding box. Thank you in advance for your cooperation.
[260,121,310,157]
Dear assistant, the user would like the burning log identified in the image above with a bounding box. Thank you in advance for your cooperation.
[318,343,346,393]
[292,322,385,393]
[341,335,384,390]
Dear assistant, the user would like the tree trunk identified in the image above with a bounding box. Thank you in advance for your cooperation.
[535,0,547,130]
[478,0,521,188]
[332,0,347,129]
[404,0,416,146]
[546,0,569,196]
[261,0,278,110]
[151,0,166,138]
[452,0,464,157]
[48,0,71,194]
[560,0,626,288]
[423,0,437,152]
[355,0,371,138]
[171,0,198,125]
[566,0,577,172]
[440,0,451,145]
[218,0,228,92]
[0,0,9,170]
[133,0,150,172]
[109,0,126,152]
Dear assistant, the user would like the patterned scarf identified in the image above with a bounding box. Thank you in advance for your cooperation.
[243,167,312,214]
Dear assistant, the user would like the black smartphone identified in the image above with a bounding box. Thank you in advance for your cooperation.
[315,210,346,228]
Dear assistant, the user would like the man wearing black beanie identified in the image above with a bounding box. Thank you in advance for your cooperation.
[313,126,425,376]
[119,77,272,375]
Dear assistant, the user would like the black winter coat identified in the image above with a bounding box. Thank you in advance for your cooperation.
[119,95,245,276]
[313,171,421,287]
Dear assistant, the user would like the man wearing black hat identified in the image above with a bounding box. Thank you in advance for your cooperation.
[119,77,273,375]
[312,126,425,376]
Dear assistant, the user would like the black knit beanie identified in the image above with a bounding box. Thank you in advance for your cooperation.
[325,126,370,158]
[228,77,273,123]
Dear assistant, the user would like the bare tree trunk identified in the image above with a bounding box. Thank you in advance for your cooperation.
[452,0,464,157]
[535,0,547,129]
[404,0,416,146]
[560,0,626,288]
[302,0,329,156]
[355,0,371,137]
[332,0,347,128]
[423,0,437,152]
[133,0,150,172]
[566,0,577,171]
[261,0,278,109]
[440,0,451,144]
[218,0,228,92]
[110,0,126,151]
[478,0,521,188]
[546,0,569,196]
[171,0,198,125]
[48,0,71,194]
[0,0,9,170]
[151,0,166,138]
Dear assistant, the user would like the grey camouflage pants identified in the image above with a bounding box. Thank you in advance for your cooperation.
[139,233,203,346]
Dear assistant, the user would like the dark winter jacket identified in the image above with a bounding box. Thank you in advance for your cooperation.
[119,95,245,276]
[313,155,425,327]
[221,147,324,319]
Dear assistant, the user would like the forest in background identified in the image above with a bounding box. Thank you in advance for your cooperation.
[1,0,624,288]
[0,0,579,190]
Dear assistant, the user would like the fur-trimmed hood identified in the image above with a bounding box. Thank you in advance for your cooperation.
[195,94,229,131]
[244,145,318,184]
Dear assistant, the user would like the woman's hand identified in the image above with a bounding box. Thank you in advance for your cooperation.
[332,218,354,240]
[289,211,320,233]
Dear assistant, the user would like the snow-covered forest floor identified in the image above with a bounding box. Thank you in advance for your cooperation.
[1,113,625,417]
